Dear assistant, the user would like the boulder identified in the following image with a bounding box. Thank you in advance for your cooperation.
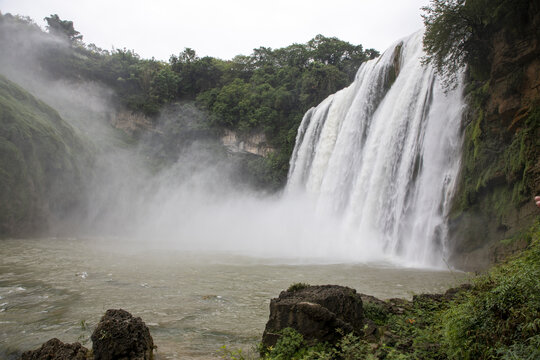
[20,338,89,360]
[91,309,154,360]
[262,285,364,347]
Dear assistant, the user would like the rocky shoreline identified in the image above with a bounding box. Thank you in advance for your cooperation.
[19,284,472,360]
[21,309,155,360]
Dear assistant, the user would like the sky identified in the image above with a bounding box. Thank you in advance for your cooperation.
[0,0,430,61]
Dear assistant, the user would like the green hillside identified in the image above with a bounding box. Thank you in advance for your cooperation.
[0,74,90,236]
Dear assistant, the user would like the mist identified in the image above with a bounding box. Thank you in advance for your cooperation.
[0,15,465,269]
[0,15,380,265]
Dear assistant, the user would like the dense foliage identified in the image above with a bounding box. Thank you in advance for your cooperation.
[0,13,378,188]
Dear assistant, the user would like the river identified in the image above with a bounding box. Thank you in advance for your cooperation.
[0,237,467,359]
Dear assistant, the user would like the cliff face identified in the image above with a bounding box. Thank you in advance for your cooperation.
[0,75,91,237]
[449,10,540,270]
[221,129,275,157]
[112,110,154,136]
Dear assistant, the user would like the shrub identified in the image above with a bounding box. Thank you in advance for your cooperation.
[442,221,540,359]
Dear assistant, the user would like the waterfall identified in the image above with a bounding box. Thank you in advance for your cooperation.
[286,31,465,267]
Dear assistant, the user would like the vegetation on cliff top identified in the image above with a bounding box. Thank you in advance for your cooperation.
[0,12,378,188]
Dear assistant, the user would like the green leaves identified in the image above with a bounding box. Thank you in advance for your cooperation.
[151,67,180,102]
[422,0,534,86]
[44,14,83,43]
[442,224,540,359]
[422,0,473,87]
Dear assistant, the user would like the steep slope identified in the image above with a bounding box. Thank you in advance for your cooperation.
[0,75,91,237]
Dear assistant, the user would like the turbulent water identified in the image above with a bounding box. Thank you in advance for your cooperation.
[287,31,465,267]
[0,238,466,359]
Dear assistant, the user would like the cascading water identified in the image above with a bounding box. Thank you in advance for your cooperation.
[287,31,465,268]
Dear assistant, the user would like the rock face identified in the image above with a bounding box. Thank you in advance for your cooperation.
[221,129,274,157]
[91,309,154,360]
[112,111,154,136]
[262,285,364,347]
[20,338,89,360]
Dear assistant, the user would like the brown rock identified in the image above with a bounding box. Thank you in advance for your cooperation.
[413,293,444,303]
[20,338,89,360]
[261,285,363,347]
[91,309,154,360]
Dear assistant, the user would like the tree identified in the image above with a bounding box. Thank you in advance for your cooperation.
[299,63,347,108]
[170,49,224,98]
[151,67,180,103]
[44,14,83,43]
[306,34,378,81]
[422,0,534,85]
[422,0,488,85]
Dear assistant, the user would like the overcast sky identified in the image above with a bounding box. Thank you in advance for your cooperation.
[0,0,430,61]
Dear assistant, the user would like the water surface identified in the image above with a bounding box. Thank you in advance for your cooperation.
[0,238,468,359]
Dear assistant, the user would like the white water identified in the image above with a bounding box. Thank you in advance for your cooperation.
[287,31,465,268]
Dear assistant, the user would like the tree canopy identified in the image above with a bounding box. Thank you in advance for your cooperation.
[44,14,83,43]
[422,0,535,85]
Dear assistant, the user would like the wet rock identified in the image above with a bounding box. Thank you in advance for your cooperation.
[20,338,89,360]
[262,285,363,347]
[91,309,154,360]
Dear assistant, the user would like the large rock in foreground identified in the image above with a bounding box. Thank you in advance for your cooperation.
[91,309,154,360]
[262,285,364,347]
[20,338,89,360]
